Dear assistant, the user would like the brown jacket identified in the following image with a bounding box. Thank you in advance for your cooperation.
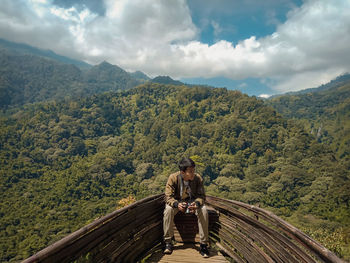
[165,171,206,208]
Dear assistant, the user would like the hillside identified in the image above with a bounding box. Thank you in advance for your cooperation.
[0,83,349,261]
[130,70,150,81]
[151,75,183,85]
[272,73,350,97]
[0,38,91,70]
[84,61,143,92]
[0,50,143,110]
[0,50,82,109]
[267,79,350,168]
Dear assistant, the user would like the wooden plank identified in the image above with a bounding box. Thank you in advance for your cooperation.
[94,210,163,262]
[206,196,344,263]
[214,242,245,263]
[23,194,164,263]
[22,194,345,263]
[174,213,198,242]
[113,222,163,262]
[208,198,316,263]
[173,208,218,243]
[211,223,269,263]
[58,201,164,262]
[210,205,286,262]
[218,214,293,263]
[22,194,164,263]
[145,243,228,263]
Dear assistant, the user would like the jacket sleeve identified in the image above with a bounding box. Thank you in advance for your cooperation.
[165,174,179,207]
[194,175,206,206]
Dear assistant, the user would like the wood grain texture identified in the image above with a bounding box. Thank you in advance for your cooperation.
[22,194,344,263]
[145,243,228,263]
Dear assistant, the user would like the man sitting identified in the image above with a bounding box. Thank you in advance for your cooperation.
[163,157,209,258]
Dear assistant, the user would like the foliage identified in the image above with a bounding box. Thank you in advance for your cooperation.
[267,81,350,169]
[286,212,350,261]
[0,83,349,261]
[116,195,137,209]
[0,50,142,110]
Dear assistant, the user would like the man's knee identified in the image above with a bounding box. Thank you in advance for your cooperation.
[164,204,176,217]
[197,205,208,216]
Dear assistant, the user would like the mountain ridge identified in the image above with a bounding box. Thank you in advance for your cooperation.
[130,70,150,81]
[1,38,350,105]
[151,75,183,86]
[0,49,145,109]
[269,73,350,98]
[266,76,350,168]
[0,38,92,70]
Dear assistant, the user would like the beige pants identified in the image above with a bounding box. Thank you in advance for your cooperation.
[163,204,209,244]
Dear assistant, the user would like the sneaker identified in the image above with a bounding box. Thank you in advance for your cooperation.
[164,243,173,254]
[200,243,209,258]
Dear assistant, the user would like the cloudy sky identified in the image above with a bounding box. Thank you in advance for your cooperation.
[1,0,350,96]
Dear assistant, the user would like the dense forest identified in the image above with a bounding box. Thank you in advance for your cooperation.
[0,46,186,111]
[1,82,349,261]
[0,49,144,109]
[267,78,350,169]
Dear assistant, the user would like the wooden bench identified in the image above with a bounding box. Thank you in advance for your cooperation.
[173,206,218,243]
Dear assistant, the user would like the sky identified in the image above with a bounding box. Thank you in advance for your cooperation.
[1,0,350,97]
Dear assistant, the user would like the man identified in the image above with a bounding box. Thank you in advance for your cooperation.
[163,157,210,258]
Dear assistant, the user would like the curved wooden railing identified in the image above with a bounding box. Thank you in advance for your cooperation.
[22,194,344,263]
[206,196,344,263]
[22,194,165,263]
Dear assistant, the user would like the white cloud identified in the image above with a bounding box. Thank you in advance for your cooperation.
[258,94,271,99]
[271,68,346,93]
[78,0,198,68]
[170,0,350,91]
[0,0,350,93]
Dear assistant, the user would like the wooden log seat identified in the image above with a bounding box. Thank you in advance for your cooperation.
[173,206,218,243]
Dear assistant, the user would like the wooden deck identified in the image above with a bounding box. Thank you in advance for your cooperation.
[145,243,228,263]
[22,194,344,263]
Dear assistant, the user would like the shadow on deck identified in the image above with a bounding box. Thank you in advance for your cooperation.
[22,194,344,263]
[145,243,227,263]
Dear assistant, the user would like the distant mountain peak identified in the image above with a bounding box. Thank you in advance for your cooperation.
[151,75,183,86]
[99,60,112,66]
[96,61,122,70]
[130,70,150,81]
[0,38,91,69]
[91,61,128,77]
[270,72,350,99]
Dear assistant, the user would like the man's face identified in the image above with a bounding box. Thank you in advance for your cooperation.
[182,166,195,181]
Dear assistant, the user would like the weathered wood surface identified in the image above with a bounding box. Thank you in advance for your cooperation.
[22,194,165,263]
[145,243,228,263]
[22,194,345,263]
[173,208,218,243]
[206,196,345,263]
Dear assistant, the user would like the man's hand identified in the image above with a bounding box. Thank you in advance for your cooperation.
[178,202,187,213]
[188,202,198,214]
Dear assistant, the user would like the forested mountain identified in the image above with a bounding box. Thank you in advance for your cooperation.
[0,50,82,109]
[130,70,150,81]
[272,73,350,97]
[151,75,183,85]
[84,61,143,92]
[0,50,144,109]
[1,83,349,261]
[0,38,91,70]
[267,78,350,169]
